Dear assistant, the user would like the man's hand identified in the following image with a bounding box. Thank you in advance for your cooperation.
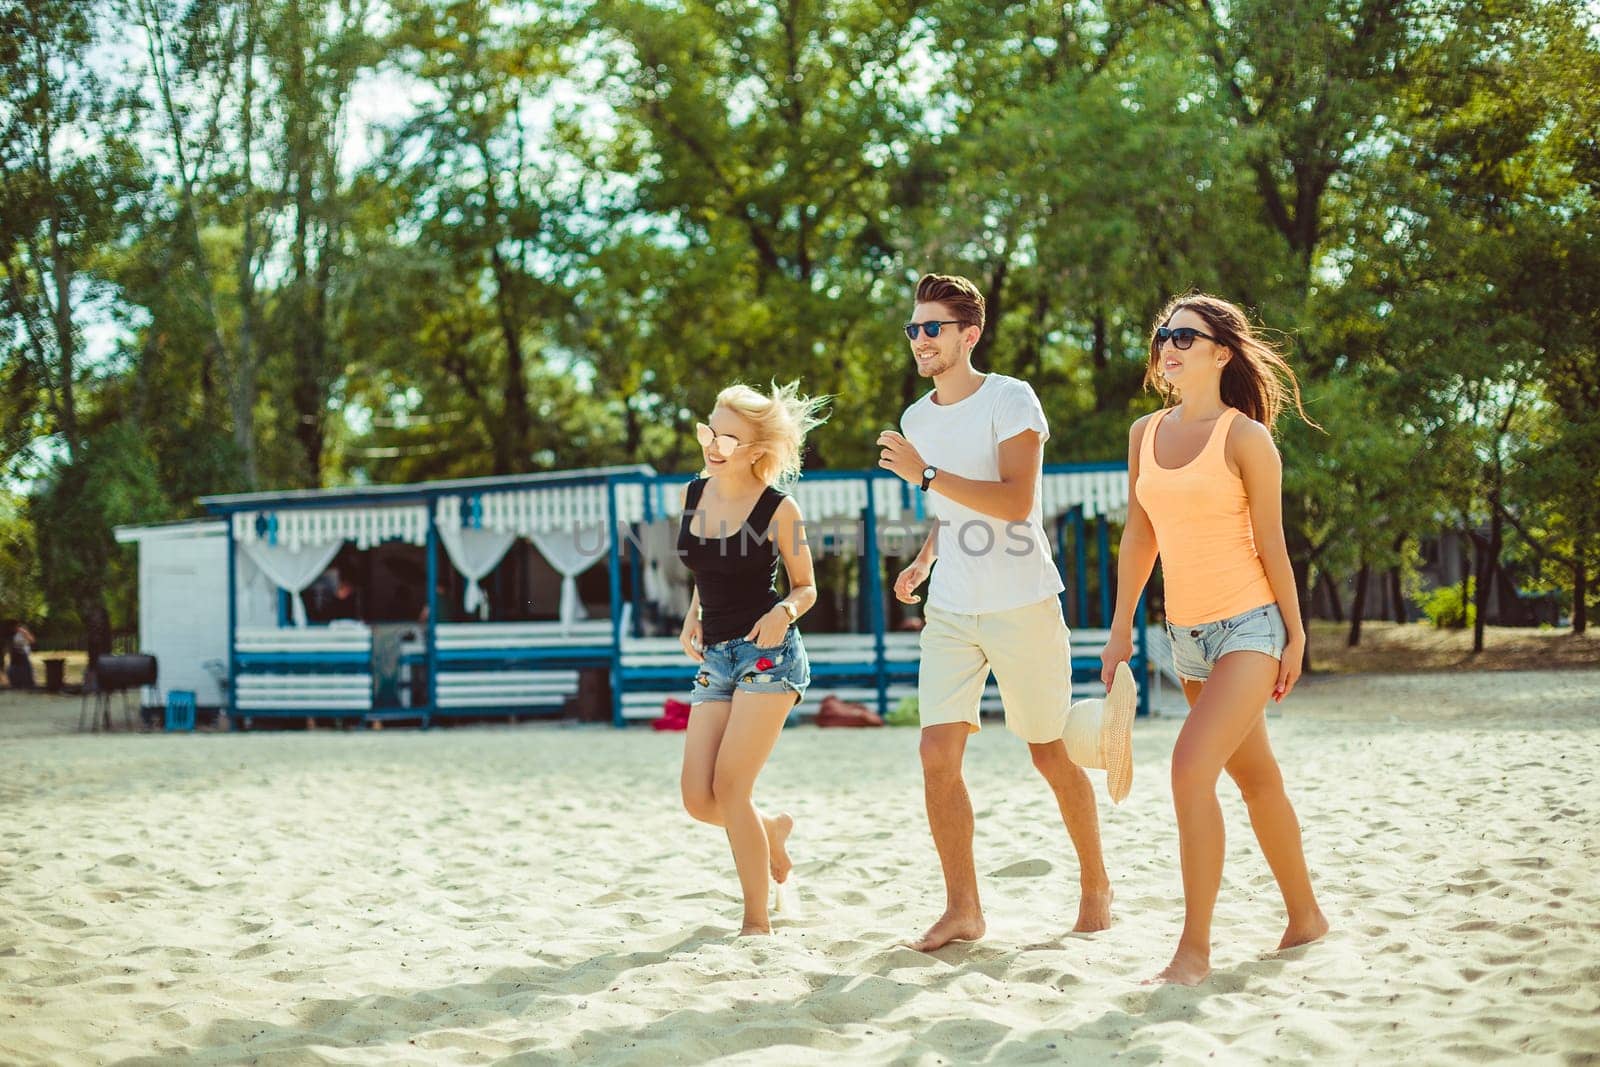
[876,430,925,485]
[894,558,932,604]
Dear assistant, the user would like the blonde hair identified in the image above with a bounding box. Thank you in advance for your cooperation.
[714,380,830,486]
[1145,292,1319,432]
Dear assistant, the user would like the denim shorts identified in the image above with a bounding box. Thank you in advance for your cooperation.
[691,627,810,705]
[1166,603,1288,682]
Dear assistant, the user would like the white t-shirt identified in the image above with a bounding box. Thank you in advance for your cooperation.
[901,373,1065,615]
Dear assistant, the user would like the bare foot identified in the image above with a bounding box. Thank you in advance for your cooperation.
[1278,909,1329,950]
[909,910,986,952]
[739,923,772,937]
[764,812,794,884]
[1074,885,1114,933]
[1145,946,1210,986]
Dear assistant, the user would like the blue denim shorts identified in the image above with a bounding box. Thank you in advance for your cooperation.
[691,627,810,705]
[1166,603,1288,682]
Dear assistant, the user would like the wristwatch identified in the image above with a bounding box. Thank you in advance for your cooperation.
[779,601,799,623]
[920,466,937,492]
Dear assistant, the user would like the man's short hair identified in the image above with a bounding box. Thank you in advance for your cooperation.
[915,274,985,333]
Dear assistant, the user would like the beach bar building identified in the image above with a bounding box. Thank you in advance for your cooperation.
[115,462,1151,727]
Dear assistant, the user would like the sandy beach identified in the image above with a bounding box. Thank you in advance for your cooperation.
[2,669,1597,1065]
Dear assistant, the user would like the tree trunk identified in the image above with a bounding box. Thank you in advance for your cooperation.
[1575,560,1589,635]
[1472,505,1504,654]
[1347,559,1370,647]
[1292,553,1314,674]
[233,6,262,488]
[623,398,641,458]
[975,254,1009,368]
[83,600,112,668]
[49,213,80,460]
[1090,309,1110,411]
[488,243,529,473]
[1458,531,1472,630]
[1389,533,1407,623]
[1025,288,1048,383]
[1319,569,1344,622]
[285,11,324,487]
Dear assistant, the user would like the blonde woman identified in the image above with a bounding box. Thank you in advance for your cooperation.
[677,381,828,936]
[1101,293,1328,985]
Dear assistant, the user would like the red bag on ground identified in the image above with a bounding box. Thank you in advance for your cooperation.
[814,694,884,728]
[652,698,692,731]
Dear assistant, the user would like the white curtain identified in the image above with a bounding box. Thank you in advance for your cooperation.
[528,527,611,625]
[233,550,282,628]
[438,526,517,619]
[637,518,693,619]
[240,539,343,627]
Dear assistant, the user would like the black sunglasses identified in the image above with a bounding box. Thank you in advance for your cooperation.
[904,320,965,341]
[1155,326,1221,350]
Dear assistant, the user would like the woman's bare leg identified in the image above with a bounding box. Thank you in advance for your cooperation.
[1224,716,1328,949]
[1150,651,1280,985]
[713,690,796,935]
[682,700,794,884]
[682,700,733,822]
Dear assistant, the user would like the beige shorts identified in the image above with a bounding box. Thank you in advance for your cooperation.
[917,595,1073,744]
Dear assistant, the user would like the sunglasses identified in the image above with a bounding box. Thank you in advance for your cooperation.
[1155,326,1222,350]
[695,422,745,460]
[903,320,965,341]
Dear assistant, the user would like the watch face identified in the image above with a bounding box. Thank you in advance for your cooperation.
[922,467,936,479]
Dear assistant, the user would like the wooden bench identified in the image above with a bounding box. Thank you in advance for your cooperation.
[232,627,374,720]
[235,625,371,666]
[435,669,581,711]
[433,621,613,682]
[429,621,606,717]
[234,672,373,714]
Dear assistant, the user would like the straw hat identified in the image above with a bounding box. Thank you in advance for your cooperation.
[1063,661,1137,804]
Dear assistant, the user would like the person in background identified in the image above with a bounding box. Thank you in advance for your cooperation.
[8,622,36,689]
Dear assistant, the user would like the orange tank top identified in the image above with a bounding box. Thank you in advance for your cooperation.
[1134,407,1276,627]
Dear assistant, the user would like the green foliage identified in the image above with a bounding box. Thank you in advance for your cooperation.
[30,425,169,640]
[1418,579,1477,631]
[886,694,919,728]
[0,491,42,623]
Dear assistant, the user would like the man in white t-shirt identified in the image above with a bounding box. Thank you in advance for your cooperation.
[877,273,1112,952]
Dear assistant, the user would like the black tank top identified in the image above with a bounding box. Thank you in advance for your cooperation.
[678,478,786,644]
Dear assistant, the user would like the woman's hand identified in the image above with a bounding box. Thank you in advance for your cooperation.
[894,558,932,604]
[1099,631,1134,690]
[680,616,705,663]
[745,606,792,649]
[1274,630,1305,702]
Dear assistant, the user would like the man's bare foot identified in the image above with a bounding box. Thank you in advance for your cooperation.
[763,812,794,884]
[1278,908,1329,950]
[738,922,772,937]
[1144,945,1210,986]
[909,910,986,952]
[1074,885,1114,932]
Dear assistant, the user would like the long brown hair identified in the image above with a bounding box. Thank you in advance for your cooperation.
[1145,293,1318,431]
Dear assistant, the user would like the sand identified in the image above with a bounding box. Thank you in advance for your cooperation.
[1,669,1597,1065]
